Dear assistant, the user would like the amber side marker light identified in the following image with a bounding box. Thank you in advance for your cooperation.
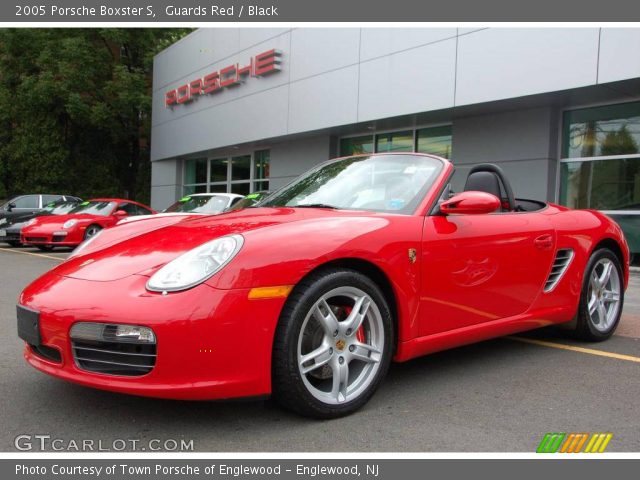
[248,285,294,299]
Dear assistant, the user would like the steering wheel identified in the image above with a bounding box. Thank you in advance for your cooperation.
[467,163,516,212]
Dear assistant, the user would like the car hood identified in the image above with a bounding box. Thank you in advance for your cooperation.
[31,213,102,228]
[54,207,356,282]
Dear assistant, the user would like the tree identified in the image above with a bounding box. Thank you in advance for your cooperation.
[0,28,193,204]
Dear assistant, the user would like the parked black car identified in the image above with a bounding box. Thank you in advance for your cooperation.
[0,198,82,247]
[0,194,81,224]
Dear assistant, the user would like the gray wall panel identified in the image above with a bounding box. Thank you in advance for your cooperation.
[288,66,359,133]
[359,28,456,61]
[268,135,333,189]
[358,38,456,122]
[598,28,640,84]
[455,28,600,106]
[151,184,182,211]
[151,85,290,160]
[289,28,360,81]
[451,107,558,163]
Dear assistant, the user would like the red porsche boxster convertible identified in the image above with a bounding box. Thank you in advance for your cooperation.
[20,198,156,251]
[17,154,629,418]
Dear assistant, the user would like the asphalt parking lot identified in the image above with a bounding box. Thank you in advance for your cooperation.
[1,246,639,452]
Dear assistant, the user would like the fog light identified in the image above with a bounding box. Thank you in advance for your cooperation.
[70,322,156,344]
[115,325,155,343]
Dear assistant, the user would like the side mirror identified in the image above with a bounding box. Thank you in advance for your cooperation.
[440,191,501,215]
[7,202,16,211]
[114,209,128,217]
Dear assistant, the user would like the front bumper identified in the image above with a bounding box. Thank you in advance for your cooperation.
[19,273,286,400]
[21,227,84,246]
[0,226,21,243]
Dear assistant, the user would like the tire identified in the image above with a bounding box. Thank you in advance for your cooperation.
[572,248,624,341]
[7,241,21,247]
[272,268,394,418]
[84,224,102,240]
[36,245,54,252]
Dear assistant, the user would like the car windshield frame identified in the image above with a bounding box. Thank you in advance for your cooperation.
[68,201,116,216]
[260,154,444,215]
[165,195,231,214]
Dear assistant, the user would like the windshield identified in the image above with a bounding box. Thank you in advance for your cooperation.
[68,201,116,216]
[43,201,80,215]
[261,154,443,214]
[165,195,229,214]
[227,191,269,212]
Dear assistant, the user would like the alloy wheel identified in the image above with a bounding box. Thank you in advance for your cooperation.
[587,258,621,333]
[296,286,384,405]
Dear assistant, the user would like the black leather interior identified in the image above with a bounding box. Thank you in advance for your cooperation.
[464,171,502,199]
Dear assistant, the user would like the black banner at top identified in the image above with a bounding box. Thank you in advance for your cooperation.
[3,0,640,22]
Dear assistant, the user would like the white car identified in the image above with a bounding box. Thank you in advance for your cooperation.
[117,193,244,225]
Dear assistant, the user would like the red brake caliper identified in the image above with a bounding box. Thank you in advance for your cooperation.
[344,306,366,342]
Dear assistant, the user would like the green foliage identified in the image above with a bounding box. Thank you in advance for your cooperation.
[0,28,193,204]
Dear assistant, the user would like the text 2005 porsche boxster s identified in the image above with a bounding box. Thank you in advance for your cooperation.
[17,153,629,418]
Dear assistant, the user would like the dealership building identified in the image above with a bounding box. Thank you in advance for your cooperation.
[151,27,640,259]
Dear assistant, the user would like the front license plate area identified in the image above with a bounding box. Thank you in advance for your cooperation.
[17,305,41,346]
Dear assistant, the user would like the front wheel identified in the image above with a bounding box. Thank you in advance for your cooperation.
[573,248,624,341]
[84,224,102,240]
[272,268,393,418]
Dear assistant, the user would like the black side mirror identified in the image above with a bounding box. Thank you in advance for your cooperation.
[7,202,16,211]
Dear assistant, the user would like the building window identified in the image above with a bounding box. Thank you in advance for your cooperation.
[376,131,414,153]
[560,101,640,261]
[183,150,270,196]
[340,136,374,156]
[254,149,270,192]
[417,125,452,159]
[339,126,452,158]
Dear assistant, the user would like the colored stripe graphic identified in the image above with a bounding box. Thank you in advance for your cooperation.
[536,433,566,453]
[584,433,613,453]
[537,433,613,453]
[560,433,589,453]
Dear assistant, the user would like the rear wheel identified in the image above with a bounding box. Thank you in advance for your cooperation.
[272,268,393,418]
[573,248,624,341]
[84,224,102,240]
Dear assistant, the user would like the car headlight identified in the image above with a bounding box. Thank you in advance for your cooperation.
[147,234,244,292]
[24,218,36,227]
[67,229,103,259]
[63,219,77,229]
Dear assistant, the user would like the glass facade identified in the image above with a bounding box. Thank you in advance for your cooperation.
[376,131,414,152]
[560,101,640,260]
[339,125,452,159]
[339,136,374,156]
[183,150,270,196]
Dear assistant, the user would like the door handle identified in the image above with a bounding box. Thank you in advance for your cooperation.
[534,234,554,250]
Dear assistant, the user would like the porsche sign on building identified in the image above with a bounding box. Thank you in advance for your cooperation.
[151,28,640,258]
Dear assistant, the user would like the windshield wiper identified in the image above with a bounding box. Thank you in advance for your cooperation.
[294,203,340,210]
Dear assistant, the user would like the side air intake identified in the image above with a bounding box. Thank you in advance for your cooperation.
[544,249,574,293]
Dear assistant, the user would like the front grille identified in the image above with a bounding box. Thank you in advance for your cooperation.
[544,248,574,292]
[70,323,156,377]
[30,344,62,363]
[52,234,66,242]
[25,237,47,242]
